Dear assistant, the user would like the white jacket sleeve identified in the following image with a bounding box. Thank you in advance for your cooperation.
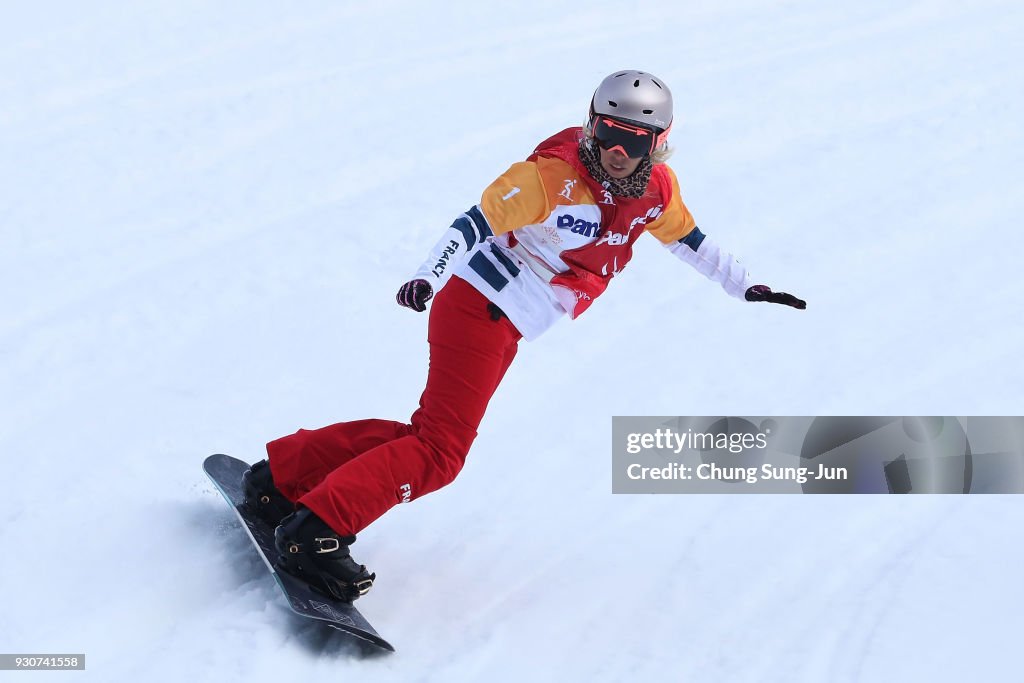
[411,205,493,290]
[665,227,752,299]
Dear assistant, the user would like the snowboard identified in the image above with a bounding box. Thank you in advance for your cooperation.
[203,453,394,652]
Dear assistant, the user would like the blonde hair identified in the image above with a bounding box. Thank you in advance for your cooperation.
[582,120,674,164]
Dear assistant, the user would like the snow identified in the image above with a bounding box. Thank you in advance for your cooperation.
[2,1,1022,680]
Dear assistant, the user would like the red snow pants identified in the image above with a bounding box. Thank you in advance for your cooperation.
[266,276,522,536]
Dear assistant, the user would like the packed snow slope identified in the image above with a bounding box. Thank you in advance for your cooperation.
[2,1,1023,681]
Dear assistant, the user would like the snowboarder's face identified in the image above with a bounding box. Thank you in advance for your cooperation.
[599,146,643,179]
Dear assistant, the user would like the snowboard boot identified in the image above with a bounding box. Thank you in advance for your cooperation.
[274,508,375,602]
[241,459,294,527]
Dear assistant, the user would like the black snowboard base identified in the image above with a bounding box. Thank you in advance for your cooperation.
[203,453,394,653]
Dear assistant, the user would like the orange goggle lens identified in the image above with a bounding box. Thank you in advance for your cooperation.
[592,116,659,158]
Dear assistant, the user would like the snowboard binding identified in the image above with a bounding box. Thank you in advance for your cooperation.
[274,508,376,602]
[241,459,295,527]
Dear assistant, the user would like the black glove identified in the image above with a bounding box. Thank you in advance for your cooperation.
[745,284,806,309]
[396,279,434,312]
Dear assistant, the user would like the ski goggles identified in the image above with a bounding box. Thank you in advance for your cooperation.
[591,115,669,158]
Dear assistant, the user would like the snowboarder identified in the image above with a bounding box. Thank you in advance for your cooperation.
[242,70,807,602]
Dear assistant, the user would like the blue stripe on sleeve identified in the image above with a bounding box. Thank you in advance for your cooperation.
[451,217,476,251]
[469,251,509,291]
[467,205,494,239]
[679,226,706,252]
[489,245,520,277]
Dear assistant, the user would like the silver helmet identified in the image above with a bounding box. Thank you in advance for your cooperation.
[589,70,673,133]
